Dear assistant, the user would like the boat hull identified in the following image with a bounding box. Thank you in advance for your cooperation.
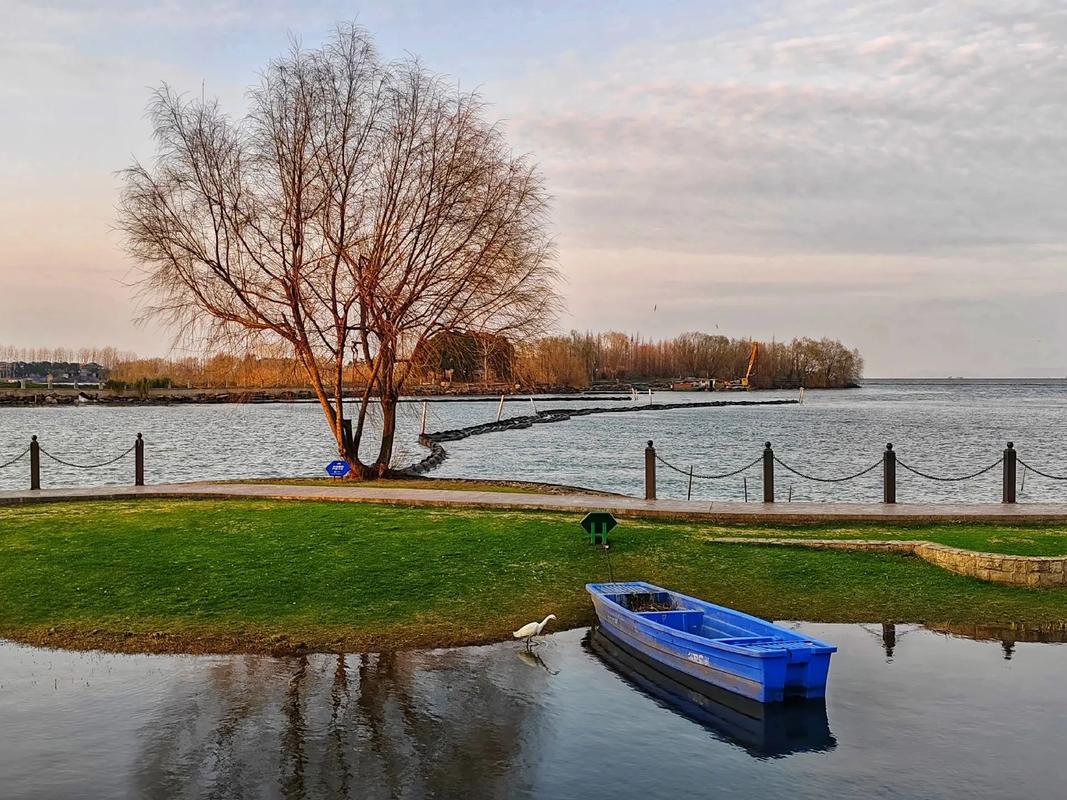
[586,628,835,756]
[586,582,836,703]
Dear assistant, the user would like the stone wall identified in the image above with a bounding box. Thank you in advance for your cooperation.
[708,537,1067,588]
[914,543,1067,588]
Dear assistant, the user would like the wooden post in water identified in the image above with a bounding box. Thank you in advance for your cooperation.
[762,442,774,503]
[687,465,693,501]
[420,401,428,435]
[644,440,657,500]
[883,443,896,504]
[1002,442,1017,504]
[496,395,505,422]
[135,433,144,486]
[881,623,896,659]
[29,435,40,490]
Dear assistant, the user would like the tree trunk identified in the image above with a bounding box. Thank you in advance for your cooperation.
[373,393,398,477]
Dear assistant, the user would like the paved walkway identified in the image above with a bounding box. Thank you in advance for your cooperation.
[4,482,1067,523]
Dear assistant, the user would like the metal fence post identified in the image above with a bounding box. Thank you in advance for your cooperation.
[644,440,657,500]
[1002,442,1017,504]
[762,442,774,503]
[135,433,145,486]
[883,443,896,504]
[30,435,40,490]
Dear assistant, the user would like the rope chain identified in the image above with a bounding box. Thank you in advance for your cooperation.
[39,444,137,470]
[655,453,762,481]
[659,448,1012,485]
[0,447,30,470]
[896,457,1003,482]
[1017,458,1067,481]
[773,456,882,483]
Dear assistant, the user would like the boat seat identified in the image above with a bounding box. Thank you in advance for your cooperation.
[715,636,778,645]
[637,609,704,633]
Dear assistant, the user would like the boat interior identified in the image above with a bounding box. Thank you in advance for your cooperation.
[606,586,796,645]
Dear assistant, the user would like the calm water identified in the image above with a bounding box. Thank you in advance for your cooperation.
[2,381,1067,502]
[1,623,1064,799]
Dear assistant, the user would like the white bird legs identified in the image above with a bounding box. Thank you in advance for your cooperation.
[512,614,557,649]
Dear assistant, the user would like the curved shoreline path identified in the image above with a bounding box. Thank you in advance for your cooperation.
[405,397,800,474]
[5,481,1067,524]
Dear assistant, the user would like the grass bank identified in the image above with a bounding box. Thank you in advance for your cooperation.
[0,500,1064,655]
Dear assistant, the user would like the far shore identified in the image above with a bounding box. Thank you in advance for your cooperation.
[0,383,852,407]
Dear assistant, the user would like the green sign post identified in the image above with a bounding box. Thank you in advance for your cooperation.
[581,511,617,545]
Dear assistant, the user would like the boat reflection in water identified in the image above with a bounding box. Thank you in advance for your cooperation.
[584,628,836,758]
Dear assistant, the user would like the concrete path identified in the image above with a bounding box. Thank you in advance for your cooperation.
[4,482,1067,523]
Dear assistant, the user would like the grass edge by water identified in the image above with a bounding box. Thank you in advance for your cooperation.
[1,499,1064,656]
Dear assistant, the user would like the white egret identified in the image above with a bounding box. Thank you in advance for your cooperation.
[513,614,556,649]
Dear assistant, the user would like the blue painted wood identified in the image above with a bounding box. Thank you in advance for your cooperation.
[586,581,837,703]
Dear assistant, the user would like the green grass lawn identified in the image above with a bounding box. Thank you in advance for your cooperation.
[0,500,1064,654]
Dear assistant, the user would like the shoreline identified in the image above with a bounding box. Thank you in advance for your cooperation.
[1,621,552,657]
[0,384,847,407]
[7,617,1066,658]
[8,618,1067,657]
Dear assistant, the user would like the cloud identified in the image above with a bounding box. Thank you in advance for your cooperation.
[508,0,1067,263]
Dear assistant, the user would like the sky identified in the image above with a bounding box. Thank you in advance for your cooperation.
[1,0,1065,377]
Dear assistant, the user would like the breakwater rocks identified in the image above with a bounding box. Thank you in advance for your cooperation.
[404,398,798,475]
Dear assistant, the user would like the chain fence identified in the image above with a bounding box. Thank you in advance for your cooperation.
[38,443,137,470]
[772,456,882,483]
[1016,459,1067,481]
[1,434,145,491]
[895,457,1003,483]
[647,440,1067,504]
[0,447,30,470]
[655,453,763,481]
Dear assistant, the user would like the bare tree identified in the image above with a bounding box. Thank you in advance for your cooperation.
[119,24,559,477]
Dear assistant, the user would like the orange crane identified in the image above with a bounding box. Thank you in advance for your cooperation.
[721,343,758,390]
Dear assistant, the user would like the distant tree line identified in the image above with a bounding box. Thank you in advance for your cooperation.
[413,330,862,389]
[0,345,133,369]
[5,331,861,391]
[107,348,306,389]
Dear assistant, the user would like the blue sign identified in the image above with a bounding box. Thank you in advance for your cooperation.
[325,460,351,478]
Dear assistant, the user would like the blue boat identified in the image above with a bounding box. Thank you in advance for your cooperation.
[586,581,836,703]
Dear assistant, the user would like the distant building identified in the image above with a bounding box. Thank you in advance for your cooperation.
[0,361,106,385]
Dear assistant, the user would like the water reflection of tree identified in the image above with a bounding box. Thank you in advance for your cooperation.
[281,656,309,799]
[133,648,548,799]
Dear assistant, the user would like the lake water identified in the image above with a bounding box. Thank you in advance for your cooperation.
[1,623,1064,799]
[2,380,1067,502]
